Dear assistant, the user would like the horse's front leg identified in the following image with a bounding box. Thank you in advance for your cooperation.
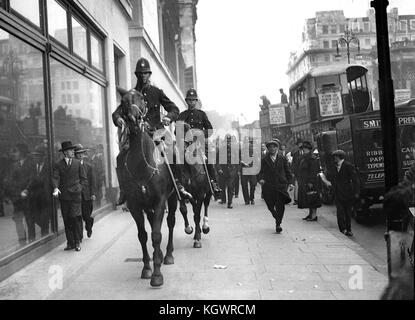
[150,201,165,287]
[193,200,203,248]
[129,205,152,279]
[202,192,211,234]
[180,200,193,235]
[164,195,178,265]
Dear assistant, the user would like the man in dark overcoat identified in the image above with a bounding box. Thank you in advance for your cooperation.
[258,140,294,233]
[325,150,360,236]
[5,143,36,244]
[24,145,52,237]
[74,144,97,239]
[52,141,87,251]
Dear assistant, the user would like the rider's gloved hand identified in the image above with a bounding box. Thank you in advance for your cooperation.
[162,117,171,126]
[117,118,126,128]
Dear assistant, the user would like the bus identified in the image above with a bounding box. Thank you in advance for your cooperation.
[289,64,372,144]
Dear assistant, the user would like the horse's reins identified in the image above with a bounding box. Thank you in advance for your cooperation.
[124,102,160,187]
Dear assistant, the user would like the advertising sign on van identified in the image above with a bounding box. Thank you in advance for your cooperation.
[317,86,343,117]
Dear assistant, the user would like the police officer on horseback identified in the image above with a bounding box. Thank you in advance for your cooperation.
[112,57,192,205]
[178,89,222,199]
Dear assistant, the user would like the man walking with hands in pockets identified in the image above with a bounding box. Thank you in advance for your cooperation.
[258,140,294,233]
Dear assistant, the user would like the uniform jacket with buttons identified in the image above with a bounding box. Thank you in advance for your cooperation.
[112,84,180,130]
[178,108,213,137]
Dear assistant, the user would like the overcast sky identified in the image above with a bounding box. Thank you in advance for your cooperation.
[195,0,414,125]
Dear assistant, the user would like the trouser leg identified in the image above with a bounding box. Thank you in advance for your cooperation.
[12,209,26,243]
[294,179,298,202]
[274,192,285,226]
[227,177,234,205]
[234,174,239,197]
[61,201,74,246]
[263,192,278,220]
[241,174,249,203]
[336,201,346,232]
[344,205,352,232]
[249,176,257,201]
[25,210,36,241]
[82,200,94,232]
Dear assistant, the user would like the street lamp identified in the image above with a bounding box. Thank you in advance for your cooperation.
[335,26,361,64]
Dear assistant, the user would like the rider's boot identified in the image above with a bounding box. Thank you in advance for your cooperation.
[116,167,127,206]
[171,163,193,200]
[116,152,127,206]
[207,163,222,200]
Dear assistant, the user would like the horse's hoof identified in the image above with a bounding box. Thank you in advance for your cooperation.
[164,255,174,265]
[185,226,194,235]
[193,240,202,249]
[141,268,152,279]
[150,274,164,287]
[202,226,210,234]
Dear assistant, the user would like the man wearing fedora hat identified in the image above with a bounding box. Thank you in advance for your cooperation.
[74,144,97,239]
[177,88,222,199]
[52,141,87,251]
[112,57,192,205]
[258,139,294,233]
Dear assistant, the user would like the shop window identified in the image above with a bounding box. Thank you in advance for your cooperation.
[50,59,109,225]
[91,34,104,71]
[47,0,69,48]
[10,0,40,28]
[0,28,53,259]
[72,17,88,62]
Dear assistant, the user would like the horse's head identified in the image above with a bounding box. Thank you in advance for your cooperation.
[122,89,147,129]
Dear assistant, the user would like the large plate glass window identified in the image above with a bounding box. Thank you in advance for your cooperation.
[0,28,53,260]
[91,33,103,71]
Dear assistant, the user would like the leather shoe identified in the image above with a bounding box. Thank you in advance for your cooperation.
[75,246,81,252]
[251,200,255,205]
[227,203,233,209]
[87,230,92,238]
[302,215,311,220]
[64,245,74,251]
[245,201,250,205]
[306,217,318,222]
[345,231,353,237]
[276,225,283,233]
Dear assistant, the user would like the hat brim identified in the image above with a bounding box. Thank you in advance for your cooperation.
[60,146,76,152]
[75,149,89,154]
[266,142,279,148]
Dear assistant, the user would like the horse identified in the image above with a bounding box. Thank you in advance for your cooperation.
[178,135,213,249]
[120,89,178,287]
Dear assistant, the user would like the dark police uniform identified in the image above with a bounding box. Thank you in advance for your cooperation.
[178,89,221,198]
[112,58,190,204]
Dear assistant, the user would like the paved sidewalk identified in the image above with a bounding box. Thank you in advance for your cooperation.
[0,192,388,300]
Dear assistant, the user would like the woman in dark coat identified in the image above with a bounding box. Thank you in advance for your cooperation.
[297,141,321,221]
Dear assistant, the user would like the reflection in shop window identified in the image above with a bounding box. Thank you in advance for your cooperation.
[91,34,104,71]
[10,0,40,27]
[50,58,109,231]
[0,29,53,260]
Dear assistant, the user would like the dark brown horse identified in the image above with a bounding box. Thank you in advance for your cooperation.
[179,141,213,249]
[121,90,178,287]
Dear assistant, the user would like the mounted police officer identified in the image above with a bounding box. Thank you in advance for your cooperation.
[112,57,192,205]
[178,89,222,199]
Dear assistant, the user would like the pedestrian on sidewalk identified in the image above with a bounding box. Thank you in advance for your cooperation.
[258,139,294,234]
[52,141,87,252]
[241,138,258,205]
[297,141,321,221]
[74,144,97,239]
[323,150,360,237]
[291,139,303,205]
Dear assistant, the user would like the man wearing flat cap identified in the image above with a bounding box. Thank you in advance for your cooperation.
[52,141,87,251]
[323,150,360,236]
[258,139,294,233]
[74,144,97,239]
